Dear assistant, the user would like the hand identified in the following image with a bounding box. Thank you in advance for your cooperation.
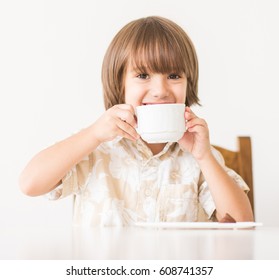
[178,107,211,160]
[90,104,140,143]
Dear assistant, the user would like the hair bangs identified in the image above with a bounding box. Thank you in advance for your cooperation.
[128,25,187,75]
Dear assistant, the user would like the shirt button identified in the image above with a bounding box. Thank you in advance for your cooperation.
[144,188,152,197]
[171,171,179,180]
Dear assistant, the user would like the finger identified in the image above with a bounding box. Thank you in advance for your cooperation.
[115,118,139,141]
[115,104,135,112]
[187,124,208,135]
[115,104,136,117]
[185,106,198,121]
[186,121,209,138]
[114,107,137,127]
[187,117,208,129]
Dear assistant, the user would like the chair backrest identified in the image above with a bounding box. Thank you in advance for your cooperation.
[213,136,254,214]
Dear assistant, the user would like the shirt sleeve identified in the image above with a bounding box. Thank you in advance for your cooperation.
[46,152,94,200]
[198,146,250,220]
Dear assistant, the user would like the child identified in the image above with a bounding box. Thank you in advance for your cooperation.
[19,16,254,226]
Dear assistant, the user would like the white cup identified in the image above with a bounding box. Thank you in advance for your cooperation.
[136,103,186,143]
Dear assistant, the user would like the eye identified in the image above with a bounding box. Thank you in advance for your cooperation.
[137,73,149,79]
[168,74,181,79]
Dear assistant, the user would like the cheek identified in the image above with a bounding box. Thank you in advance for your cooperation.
[123,81,133,103]
[125,85,145,104]
[174,87,187,103]
[124,91,140,109]
[124,87,134,104]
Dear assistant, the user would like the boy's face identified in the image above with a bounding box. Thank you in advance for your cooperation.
[124,64,187,109]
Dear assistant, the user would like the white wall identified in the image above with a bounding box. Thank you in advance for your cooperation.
[1,0,278,227]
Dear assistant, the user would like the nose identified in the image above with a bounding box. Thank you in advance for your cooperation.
[150,75,169,99]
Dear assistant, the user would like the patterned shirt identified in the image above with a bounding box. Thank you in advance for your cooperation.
[48,137,249,226]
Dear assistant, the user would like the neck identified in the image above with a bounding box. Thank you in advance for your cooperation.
[145,142,167,155]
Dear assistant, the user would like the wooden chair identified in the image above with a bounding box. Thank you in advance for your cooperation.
[213,136,254,214]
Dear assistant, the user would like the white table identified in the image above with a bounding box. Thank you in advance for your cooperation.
[0,225,278,259]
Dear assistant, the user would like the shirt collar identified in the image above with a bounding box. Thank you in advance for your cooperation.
[122,138,177,160]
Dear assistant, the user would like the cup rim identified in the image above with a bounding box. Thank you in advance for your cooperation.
[136,103,185,112]
[137,103,185,108]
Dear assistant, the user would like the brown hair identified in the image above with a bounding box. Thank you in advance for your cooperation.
[101,16,200,110]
